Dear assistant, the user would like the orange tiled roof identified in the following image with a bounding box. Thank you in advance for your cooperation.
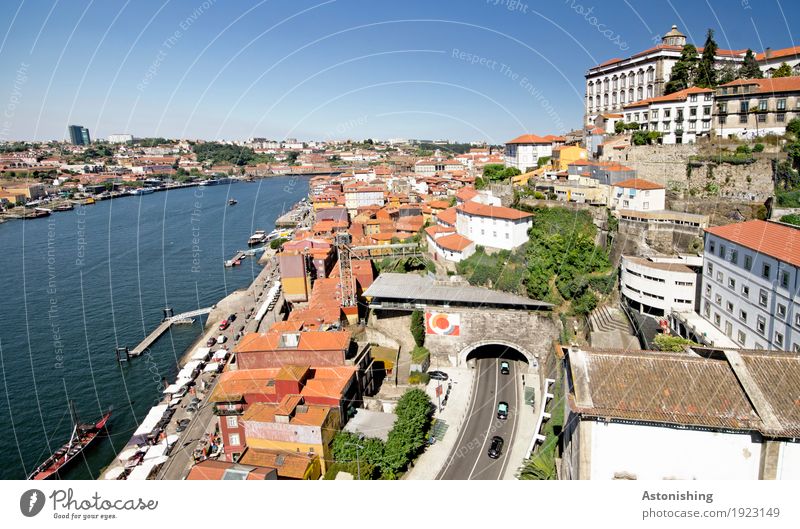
[506,134,556,144]
[718,76,800,94]
[614,178,664,190]
[455,187,478,201]
[436,207,457,225]
[623,86,713,109]
[705,220,800,268]
[243,401,332,427]
[434,233,474,252]
[235,330,351,353]
[755,46,800,62]
[186,460,275,480]
[238,448,316,479]
[456,201,533,221]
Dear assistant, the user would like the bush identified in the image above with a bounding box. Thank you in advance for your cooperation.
[410,345,430,363]
[324,461,376,480]
[410,310,425,347]
[653,333,696,352]
[269,237,287,249]
[753,143,764,153]
[533,191,545,199]
[780,214,800,226]
[408,371,430,385]
[735,144,752,155]
[786,117,800,137]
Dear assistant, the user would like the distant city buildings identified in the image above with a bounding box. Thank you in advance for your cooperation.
[68,125,91,145]
[107,133,133,144]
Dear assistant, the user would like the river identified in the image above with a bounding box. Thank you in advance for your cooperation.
[0,176,308,479]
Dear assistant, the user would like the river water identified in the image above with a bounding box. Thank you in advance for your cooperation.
[0,176,308,479]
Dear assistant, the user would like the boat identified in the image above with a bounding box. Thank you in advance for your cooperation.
[228,198,238,206]
[54,203,74,212]
[130,187,155,196]
[247,230,267,246]
[28,404,112,480]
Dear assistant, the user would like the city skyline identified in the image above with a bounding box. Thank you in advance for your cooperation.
[0,0,798,143]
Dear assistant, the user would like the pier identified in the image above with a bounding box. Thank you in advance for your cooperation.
[128,307,214,358]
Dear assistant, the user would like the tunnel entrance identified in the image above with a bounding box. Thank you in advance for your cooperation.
[460,340,532,366]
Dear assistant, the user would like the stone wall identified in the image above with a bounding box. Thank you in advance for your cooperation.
[600,144,776,201]
[613,219,703,263]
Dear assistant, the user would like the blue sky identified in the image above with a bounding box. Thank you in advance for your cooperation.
[0,0,798,143]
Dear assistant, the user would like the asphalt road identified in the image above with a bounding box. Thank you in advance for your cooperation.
[437,358,520,480]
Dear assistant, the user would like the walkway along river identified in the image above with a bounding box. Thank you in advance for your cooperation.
[0,176,309,479]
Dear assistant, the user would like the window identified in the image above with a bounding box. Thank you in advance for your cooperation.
[725,321,733,337]
[744,254,752,271]
[719,244,725,257]
[709,240,715,253]
[758,113,767,123]
[664,109,671,118]
[643,202,649,209]
[706,262,713,276]
[762,263,771,279]
[703,106,711,116]
[757,315,766,335]
[796,312,800,328]
[730,249,738,264]
[704,93,712,101]
[737,330,746,345]
[758,99,767,111]
[775,332,784,348]
[690,106,697,117]
[777,98,786,111]
[780,271,789,288]
[739,309,747,322]
[702,120,711,130]
[704,301,711,317]
[689,94,697,102]
[726,301,734,313]
[715,294,722,305]
[777,112,786,122]
[652,109,658,119]
[777,304,786,318]
[728,277,736,290]
[716,271,723,283]
[794,343,800,353]
[226,416,238,428]
[705,284,712,297]
[713,312,721,326]
[759,289,768,307]
[741,284,750,298]
[228,433,241,446]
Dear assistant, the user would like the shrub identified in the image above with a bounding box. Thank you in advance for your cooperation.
[269,237,287,249]
[753,143,764,153]
[785,117,800,137]
[780,214,800,226]
[735,144,752,155]
[410,345,430,363]
[653,333,696,352]
[408,371,430,385]
[533,191,545,199]
[324,461,376,480]
[410,310,425,347]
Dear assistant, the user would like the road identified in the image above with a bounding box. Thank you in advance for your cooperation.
[437,358,520,480]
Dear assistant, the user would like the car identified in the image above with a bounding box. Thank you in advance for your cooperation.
[189,397,201,406]
[176,419,191,433]
[488,436,504,459]
[428,370,449,381]
[173,386,188,399]
[500,361,510,375]
[186,404,198,413]
[228,314,236,322]
[497,401,509,420]
[206,337,217,347]
[218,319,230,330]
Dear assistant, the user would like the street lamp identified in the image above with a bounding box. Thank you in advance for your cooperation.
[344,434,365,480]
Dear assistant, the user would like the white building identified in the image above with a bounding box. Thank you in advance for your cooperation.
[620,255,699,317]
[413,158,464,176]
[560,346,800,480]
[694,220,800,352]
[455,200,532,251]
[343,184,384,214]
[504,134,564,172]
[610,178,666,211]
[714,77,800,139]
[622,86,715,144]
[757,46,800,78]
[107,133,133,144]
[425,225,475,263]
[585,25,745,125]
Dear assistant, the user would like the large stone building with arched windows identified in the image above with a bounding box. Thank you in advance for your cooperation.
[584,25,746,126]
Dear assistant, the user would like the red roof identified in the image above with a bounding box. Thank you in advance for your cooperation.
[756,46,800,62]
[236,331,351,353]
[434,233,474,252]
[622,86,713,109]
[506,134,556,145]
[456,201,533,221]
[591,44,746,70]
[436,207,457,226]
[455,187,478,201]
[705,220,800,268]
[614,178,664,190]
[718,76,800,94]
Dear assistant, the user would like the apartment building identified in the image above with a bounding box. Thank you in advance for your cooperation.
[454,201,532,251]
[504,134,564,172]
[620,255,700,317]
[622,86,715,144]
[699,220,800,352]
[714,76,800,138]
[610,178,665,211]
[756,46,800,78]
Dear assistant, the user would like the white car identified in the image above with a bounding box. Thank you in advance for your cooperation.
[217,335,227,344]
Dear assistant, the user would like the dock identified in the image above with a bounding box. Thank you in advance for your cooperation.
[129,307,213,357]
[225,250,247,267]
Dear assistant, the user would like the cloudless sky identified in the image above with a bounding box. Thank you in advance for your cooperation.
[0,0,797,143]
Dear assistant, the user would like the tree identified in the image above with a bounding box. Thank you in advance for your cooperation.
[786,118,800,137]
[518,452,555,480]
[780,214,800,226]
[665,44,698,94]
[772,62,793,78]
[653,333,696,352]
[694,29,718,88]
[381,389,432,478]
[614,121,626,134]
[717,62,738,84]
[410,310,425,347]
[739,49,762,79]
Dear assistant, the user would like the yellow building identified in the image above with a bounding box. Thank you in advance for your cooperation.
[243,396,340,473]
[550,145,588,172]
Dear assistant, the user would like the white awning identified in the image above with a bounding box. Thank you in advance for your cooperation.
[190,347,211,361]
[133,405,168,436]
[103,467,125,480]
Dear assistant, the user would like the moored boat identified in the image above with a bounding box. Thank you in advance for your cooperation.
[228,198,237,206]
[247,230,267,246]
[28,405,112,480]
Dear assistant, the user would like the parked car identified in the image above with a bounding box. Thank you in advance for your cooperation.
[206,336,217,347]
[218,319,230,330]
[176,419,191,433]
[497,401,509,420]
[174,386,188,399]
[186,404,198,413]
[488,436,504,459]
[500,361,510,375]
[217,335,227,344]
[228,313,236,322]
[428,370,449,381]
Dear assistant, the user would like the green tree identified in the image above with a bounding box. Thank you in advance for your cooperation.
[695,29,718,88]
[717,62,738,84]
[786,118,800,137]
[665,44,698,94]
[518,452,555,480]
[780,214,800,226]
[410,310,425,347]
[739,49,762,79]
[381,389,432,478]
[772,62,793,78]
[653,333,697,352]
[614,121,626,134]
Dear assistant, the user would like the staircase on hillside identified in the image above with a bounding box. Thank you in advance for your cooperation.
[588,305,632,334]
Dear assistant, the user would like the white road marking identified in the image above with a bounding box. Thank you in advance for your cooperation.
[467,358,499,480]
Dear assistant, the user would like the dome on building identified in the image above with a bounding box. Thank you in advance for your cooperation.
[662,25,686,47]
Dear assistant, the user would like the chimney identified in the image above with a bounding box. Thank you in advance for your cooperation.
[765,47,772,59]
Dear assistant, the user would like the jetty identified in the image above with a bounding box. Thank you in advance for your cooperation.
[127,307,214,358]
